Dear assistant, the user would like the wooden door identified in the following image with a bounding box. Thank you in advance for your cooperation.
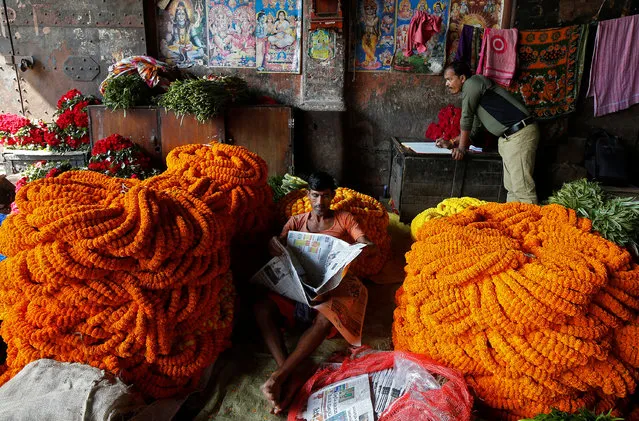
[225,105,293,177]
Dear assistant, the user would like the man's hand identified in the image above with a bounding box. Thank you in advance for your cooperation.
[435,138,453,149]
[435,137,455,149]
[452,147,466,160]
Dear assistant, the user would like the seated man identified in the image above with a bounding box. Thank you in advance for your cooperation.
[254,171,375,415]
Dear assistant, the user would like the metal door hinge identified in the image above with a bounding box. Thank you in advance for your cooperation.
[3,55,34,72]
[288,118,295,129]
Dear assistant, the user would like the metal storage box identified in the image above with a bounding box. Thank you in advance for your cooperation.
[389,137,506,222]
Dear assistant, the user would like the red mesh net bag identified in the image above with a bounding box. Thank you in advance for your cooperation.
[288,349,473,421]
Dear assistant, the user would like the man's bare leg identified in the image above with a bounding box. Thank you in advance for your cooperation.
[254,297,288,366]
[264,313,333,414]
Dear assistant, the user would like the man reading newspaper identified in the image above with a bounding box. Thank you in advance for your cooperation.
[253,172,376,415]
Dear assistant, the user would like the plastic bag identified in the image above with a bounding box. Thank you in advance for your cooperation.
[288,348,473,421]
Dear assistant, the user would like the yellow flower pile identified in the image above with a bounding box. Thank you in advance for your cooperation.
[393,202,639,420]
[0,143,271,399]
[410,197,486,239]
[278,188,390,277]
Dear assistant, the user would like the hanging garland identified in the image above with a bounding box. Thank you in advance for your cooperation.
[278,187,391,277]
[394,202,639,420]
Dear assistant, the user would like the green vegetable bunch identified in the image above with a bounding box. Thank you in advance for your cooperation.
[520,408,623,421]
[268,173,308,201]
[102,74,154,110]
[547,179,639,247]
[158,76,249,123]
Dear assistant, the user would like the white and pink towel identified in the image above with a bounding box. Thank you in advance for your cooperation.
[476,28,519,87]
[587,14,639,117]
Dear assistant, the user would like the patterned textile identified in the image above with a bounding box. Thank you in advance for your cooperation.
[99,56,172,94]
[509,25,589,120]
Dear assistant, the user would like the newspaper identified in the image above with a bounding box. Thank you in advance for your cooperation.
[301,374,375,421]
[250,231,368,345]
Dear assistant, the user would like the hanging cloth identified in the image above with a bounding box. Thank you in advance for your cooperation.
[454,24,484,72]
[476,28,519,87]
[404,11,442,57]
[587,14,639,117]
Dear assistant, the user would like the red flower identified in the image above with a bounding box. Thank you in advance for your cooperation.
[425,104,462,141]
[46,168,61,178]
[56,111,75,130]
[57,89,82,109]
[44,130,60,147]
[0,114,31,134]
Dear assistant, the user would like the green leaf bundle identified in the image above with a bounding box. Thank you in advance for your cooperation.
[520,408,623,421]
[547,179,639,246]
[102,74,153,110]
[157,76,249,123]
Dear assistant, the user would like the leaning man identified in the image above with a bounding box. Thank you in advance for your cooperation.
[438,61,540,204]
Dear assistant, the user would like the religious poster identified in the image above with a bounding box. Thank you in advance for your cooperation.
[392,0,451,74]
[308,29,335,61]
[208,0,257,68]
[445,0,503,62]
[351,0,397,71]
[158,0,208,68]
[255,0,302,73]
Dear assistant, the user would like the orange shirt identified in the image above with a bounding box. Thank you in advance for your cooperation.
[279,211,366,244]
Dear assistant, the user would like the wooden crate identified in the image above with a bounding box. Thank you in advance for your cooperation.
[88,105,293,176]
[389,137,506,222]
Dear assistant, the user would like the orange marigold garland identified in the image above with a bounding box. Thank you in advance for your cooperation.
[278,187,391,277]
[0,143,270,399]
[393,202,639,420]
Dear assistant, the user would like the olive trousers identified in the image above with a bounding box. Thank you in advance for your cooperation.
[497,123,540,204]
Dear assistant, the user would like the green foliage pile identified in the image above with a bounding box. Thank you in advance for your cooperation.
[268,173,308,201]
[157,76,249,123]
[547,179,639,247]
[102,74,153,110]
[520,408,623,421]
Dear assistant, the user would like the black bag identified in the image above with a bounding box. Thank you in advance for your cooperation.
[584,129,630,185]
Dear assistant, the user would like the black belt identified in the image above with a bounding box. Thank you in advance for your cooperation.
[503,116,535,138]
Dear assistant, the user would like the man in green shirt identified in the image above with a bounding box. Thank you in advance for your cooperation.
[436,61,540,204]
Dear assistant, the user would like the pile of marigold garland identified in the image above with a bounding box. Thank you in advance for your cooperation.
[0,143,271,399]
[279,188,390,277]
[410,197,486,239]
[393,202,639,420]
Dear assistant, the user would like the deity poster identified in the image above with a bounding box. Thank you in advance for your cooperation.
[158,0,208,68]
[254,0,302,73]
[392,0,451,74]
[351,0,397,71]
[208,0,257,68]
[446,0,503,62]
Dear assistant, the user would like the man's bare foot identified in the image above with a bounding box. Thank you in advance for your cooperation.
[261,371,286,414]
[275,368,311,415]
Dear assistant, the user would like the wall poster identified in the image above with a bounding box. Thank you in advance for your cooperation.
[392,0,451,74]
[159,0,208,68]
[207,0,257,68]
[351,0,397,71]
[255,0,303,73]
[445,0,504,62]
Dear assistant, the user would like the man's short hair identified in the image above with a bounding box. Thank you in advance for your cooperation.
[446,61,473,79]
[308,171,337,191]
